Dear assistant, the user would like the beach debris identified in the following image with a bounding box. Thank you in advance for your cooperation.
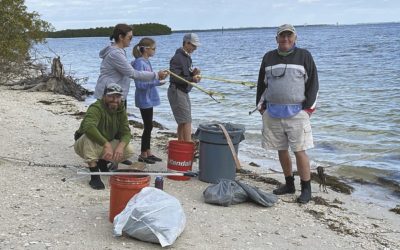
[304,209,324,219]
[237,169,282,186]
[317,166,328,193]
[312,196,343,209]
[7,57,91,101]
[249,162,260,167]
[71,111,86,118]
[310,171,354,194]
[389,205,400,215]
[129,119,166,130]
[332,198,344,204]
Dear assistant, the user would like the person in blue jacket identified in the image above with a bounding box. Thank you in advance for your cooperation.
[131,37,165,164]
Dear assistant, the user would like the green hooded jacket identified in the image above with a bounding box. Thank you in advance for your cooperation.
[76,99,132,146]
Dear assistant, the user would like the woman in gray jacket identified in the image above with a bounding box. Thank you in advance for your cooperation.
[94,24,168,101]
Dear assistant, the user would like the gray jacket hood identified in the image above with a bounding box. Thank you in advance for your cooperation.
[94,44,157,99]
[99,45,117,59]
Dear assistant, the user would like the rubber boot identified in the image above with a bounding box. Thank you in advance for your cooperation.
[273,175,295,195]
[297,180,312,204]
[97,159,110,172]
[89,167,105,190]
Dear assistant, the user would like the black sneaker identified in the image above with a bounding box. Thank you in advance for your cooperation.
[273,176,295,195]
[97,159,110,172]
[147,155,162,162]
[273,184,296,195]
[138,155,155,164]
[89,175,105,190]
[297,180,312,204]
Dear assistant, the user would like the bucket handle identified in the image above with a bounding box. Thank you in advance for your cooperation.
[217,124,241,170]
[208,123,236,140]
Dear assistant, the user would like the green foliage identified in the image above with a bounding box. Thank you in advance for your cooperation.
[47,23,172,38]
[0,0,52,66]
[132,23,172,36]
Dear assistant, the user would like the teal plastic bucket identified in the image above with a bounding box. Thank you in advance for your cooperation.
[195,123,245,183]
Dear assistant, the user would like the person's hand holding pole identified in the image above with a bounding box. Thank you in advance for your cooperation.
[157,70,169,80]
[193,74,201,83]
[257,100,266,115]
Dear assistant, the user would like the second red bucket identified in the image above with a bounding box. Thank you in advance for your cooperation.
[109,175,150,222]
[167,140,195,181]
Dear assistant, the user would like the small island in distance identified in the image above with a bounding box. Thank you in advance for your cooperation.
[46,23,172,38]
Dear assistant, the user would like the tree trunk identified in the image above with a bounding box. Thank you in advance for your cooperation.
[7,57,92,101]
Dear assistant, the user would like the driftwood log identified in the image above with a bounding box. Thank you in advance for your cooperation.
[6,57,91,101]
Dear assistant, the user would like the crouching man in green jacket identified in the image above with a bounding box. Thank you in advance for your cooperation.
[74,83,134,190]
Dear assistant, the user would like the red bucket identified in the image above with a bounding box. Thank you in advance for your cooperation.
[167,140,195,181]
[109,175,150,222]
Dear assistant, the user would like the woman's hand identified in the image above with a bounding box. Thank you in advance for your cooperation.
[158,70,169,80]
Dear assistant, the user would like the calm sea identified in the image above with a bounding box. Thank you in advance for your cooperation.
[34,23,400,206]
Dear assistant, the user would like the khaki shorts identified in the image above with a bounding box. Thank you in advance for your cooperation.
[168,86,192,124]
[74,134,134,163]
[261,110,314,152]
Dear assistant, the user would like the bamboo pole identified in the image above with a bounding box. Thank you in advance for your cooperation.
[166,70,224,103]
[200,75,256,89]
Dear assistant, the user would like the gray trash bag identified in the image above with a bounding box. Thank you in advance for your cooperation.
[203,179,248,206]
[236,181,278,207]
[113,187,186,247]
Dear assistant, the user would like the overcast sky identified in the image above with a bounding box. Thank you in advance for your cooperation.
[25,0,399,31]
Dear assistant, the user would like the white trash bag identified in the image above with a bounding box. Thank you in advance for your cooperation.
[113,187,186,247]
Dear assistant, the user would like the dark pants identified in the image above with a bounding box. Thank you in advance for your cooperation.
[140,108,153,152]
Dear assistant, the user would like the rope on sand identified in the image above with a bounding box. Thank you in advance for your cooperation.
[0,155,82,169]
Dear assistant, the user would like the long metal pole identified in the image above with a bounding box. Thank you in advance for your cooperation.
[77,171,198,177]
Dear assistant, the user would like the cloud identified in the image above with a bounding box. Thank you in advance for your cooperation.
[298,0,320,3]
[25,0,400,31]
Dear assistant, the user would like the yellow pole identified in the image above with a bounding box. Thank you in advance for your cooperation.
[200,75,256,88]
[166,70,224,103]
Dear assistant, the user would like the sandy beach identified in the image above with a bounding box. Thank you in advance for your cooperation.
[0,86,399,250]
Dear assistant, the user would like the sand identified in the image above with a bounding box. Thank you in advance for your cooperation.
[0,86,399,250]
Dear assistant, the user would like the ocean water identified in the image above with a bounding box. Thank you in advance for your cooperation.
[34,23,400,205]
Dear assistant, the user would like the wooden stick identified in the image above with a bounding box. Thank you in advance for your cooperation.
[201,75,256,89]
[166,70,224,103]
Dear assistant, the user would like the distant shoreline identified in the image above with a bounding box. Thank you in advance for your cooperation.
[173,21,399,33]
[46,22,399,38]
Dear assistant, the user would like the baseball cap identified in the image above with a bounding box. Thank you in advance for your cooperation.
[104,83,123,96]
[277,24,296,35]
[183,33,201,47]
